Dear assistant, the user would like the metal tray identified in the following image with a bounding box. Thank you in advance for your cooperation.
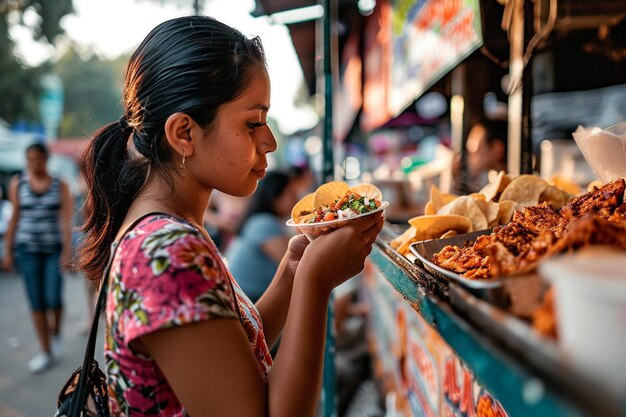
[376,224,449,298]
[409,231,546,315]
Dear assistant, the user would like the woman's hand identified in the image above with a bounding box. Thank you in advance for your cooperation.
[2,248,13,271]
[284,234,309,278]
[297,212,384,294]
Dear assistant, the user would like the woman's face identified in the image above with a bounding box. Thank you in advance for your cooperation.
[466,125,495,175]
[466,124,505,176]
[192,69,276,197]
[26,149,48,176]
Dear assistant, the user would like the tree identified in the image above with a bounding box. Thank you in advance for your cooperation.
[0,0,73,124]
[54,46,126,137]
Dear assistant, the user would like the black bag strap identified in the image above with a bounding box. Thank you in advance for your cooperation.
[69,212,169,417]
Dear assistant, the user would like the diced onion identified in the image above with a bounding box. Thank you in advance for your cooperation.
[364,197,370,205]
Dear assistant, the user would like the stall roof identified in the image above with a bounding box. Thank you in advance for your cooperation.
[252,0,359,96]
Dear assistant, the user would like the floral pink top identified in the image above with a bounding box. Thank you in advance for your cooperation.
[105,214,273,416]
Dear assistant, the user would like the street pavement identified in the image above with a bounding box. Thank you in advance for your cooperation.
[0,270,104,417]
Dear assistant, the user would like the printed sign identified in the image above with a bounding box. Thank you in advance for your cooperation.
[363,265,510,417]
[388,0,483,115]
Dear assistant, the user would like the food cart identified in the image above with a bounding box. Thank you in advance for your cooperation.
[254,0,626,416]
[349,1,626,416]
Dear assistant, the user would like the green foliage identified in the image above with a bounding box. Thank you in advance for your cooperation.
[0,57,42,122]
[0,0,74,124]
[12,0,73,43]
[54,47,125,137]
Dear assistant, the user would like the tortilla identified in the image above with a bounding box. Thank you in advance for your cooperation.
[313,181,351,209]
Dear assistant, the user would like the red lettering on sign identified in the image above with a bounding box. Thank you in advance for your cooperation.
[443,358,461,403]
[460,369,477,417]
[477,394,510,417]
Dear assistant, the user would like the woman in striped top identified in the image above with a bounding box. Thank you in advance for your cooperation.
[2,143,74,373]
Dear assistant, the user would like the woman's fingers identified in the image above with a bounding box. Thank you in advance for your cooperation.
[361,216,384,245]
[349,211,384,234]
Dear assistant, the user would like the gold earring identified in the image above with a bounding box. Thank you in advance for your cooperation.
[181,150,186,170]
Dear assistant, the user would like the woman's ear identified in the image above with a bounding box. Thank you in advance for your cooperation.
[164,112,196,158]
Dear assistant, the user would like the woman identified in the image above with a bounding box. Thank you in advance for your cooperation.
[2,143,73,373]
[226,171,300,302]
[79,16,383,417]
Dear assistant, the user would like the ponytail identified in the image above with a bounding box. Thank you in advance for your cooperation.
[79,120,148,285]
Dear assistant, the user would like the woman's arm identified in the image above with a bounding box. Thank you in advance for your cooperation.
[266,216,382,416]
[139,214,383,417]
[255,235,307,348]
[139,276,329,417]
[2,176,20,270]
[58,181,74,270]
[260,235,289,264]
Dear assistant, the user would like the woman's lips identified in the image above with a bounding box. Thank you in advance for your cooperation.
[252,167,267,178]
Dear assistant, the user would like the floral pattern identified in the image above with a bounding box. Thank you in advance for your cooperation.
[105,215,273,416]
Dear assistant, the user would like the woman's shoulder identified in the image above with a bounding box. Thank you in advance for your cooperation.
[134,213,199,234]
[119,214,213,258]
[113,213,227,286]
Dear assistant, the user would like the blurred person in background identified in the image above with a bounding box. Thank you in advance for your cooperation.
[0,185,14,256]
[2,143,74,373]
[226,170,300,303]
[287,164,316,199]
[454,118,508,192]
[203,190,250,251]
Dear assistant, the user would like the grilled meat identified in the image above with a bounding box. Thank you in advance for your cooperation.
[608,202,626,223]
[432,178,626,279]
[512,202,568,237]
[431,245,491,278]
[560,178,624,220]
[550,214,626,253]
[478,222,538,256]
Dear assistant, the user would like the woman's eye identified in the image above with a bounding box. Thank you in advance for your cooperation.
[247,121,267,130]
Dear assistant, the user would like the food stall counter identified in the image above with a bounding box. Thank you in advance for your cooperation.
[361,224,626,417]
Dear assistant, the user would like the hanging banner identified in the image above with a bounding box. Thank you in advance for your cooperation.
[361,0,394,132]
[333,27,363,142]
[389,0,483,116]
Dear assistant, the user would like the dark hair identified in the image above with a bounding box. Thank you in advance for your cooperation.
[26,143,49,159]
[80,16,267,284]
[239,171,291,233]
[477,118,508,152]
[286,165,308,180]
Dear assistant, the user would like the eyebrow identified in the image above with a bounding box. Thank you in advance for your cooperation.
[246,104,269,112]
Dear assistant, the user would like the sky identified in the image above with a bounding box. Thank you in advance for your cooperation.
[11,0,318,135]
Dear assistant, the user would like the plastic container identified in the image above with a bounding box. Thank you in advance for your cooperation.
[572,122,626,184]
[539,249,626,399]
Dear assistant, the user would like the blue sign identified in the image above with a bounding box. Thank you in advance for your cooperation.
[39,73,64,139]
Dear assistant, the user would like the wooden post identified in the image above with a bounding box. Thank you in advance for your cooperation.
[508,0,524,176]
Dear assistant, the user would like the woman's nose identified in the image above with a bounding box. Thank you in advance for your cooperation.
[259,125,277,154]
